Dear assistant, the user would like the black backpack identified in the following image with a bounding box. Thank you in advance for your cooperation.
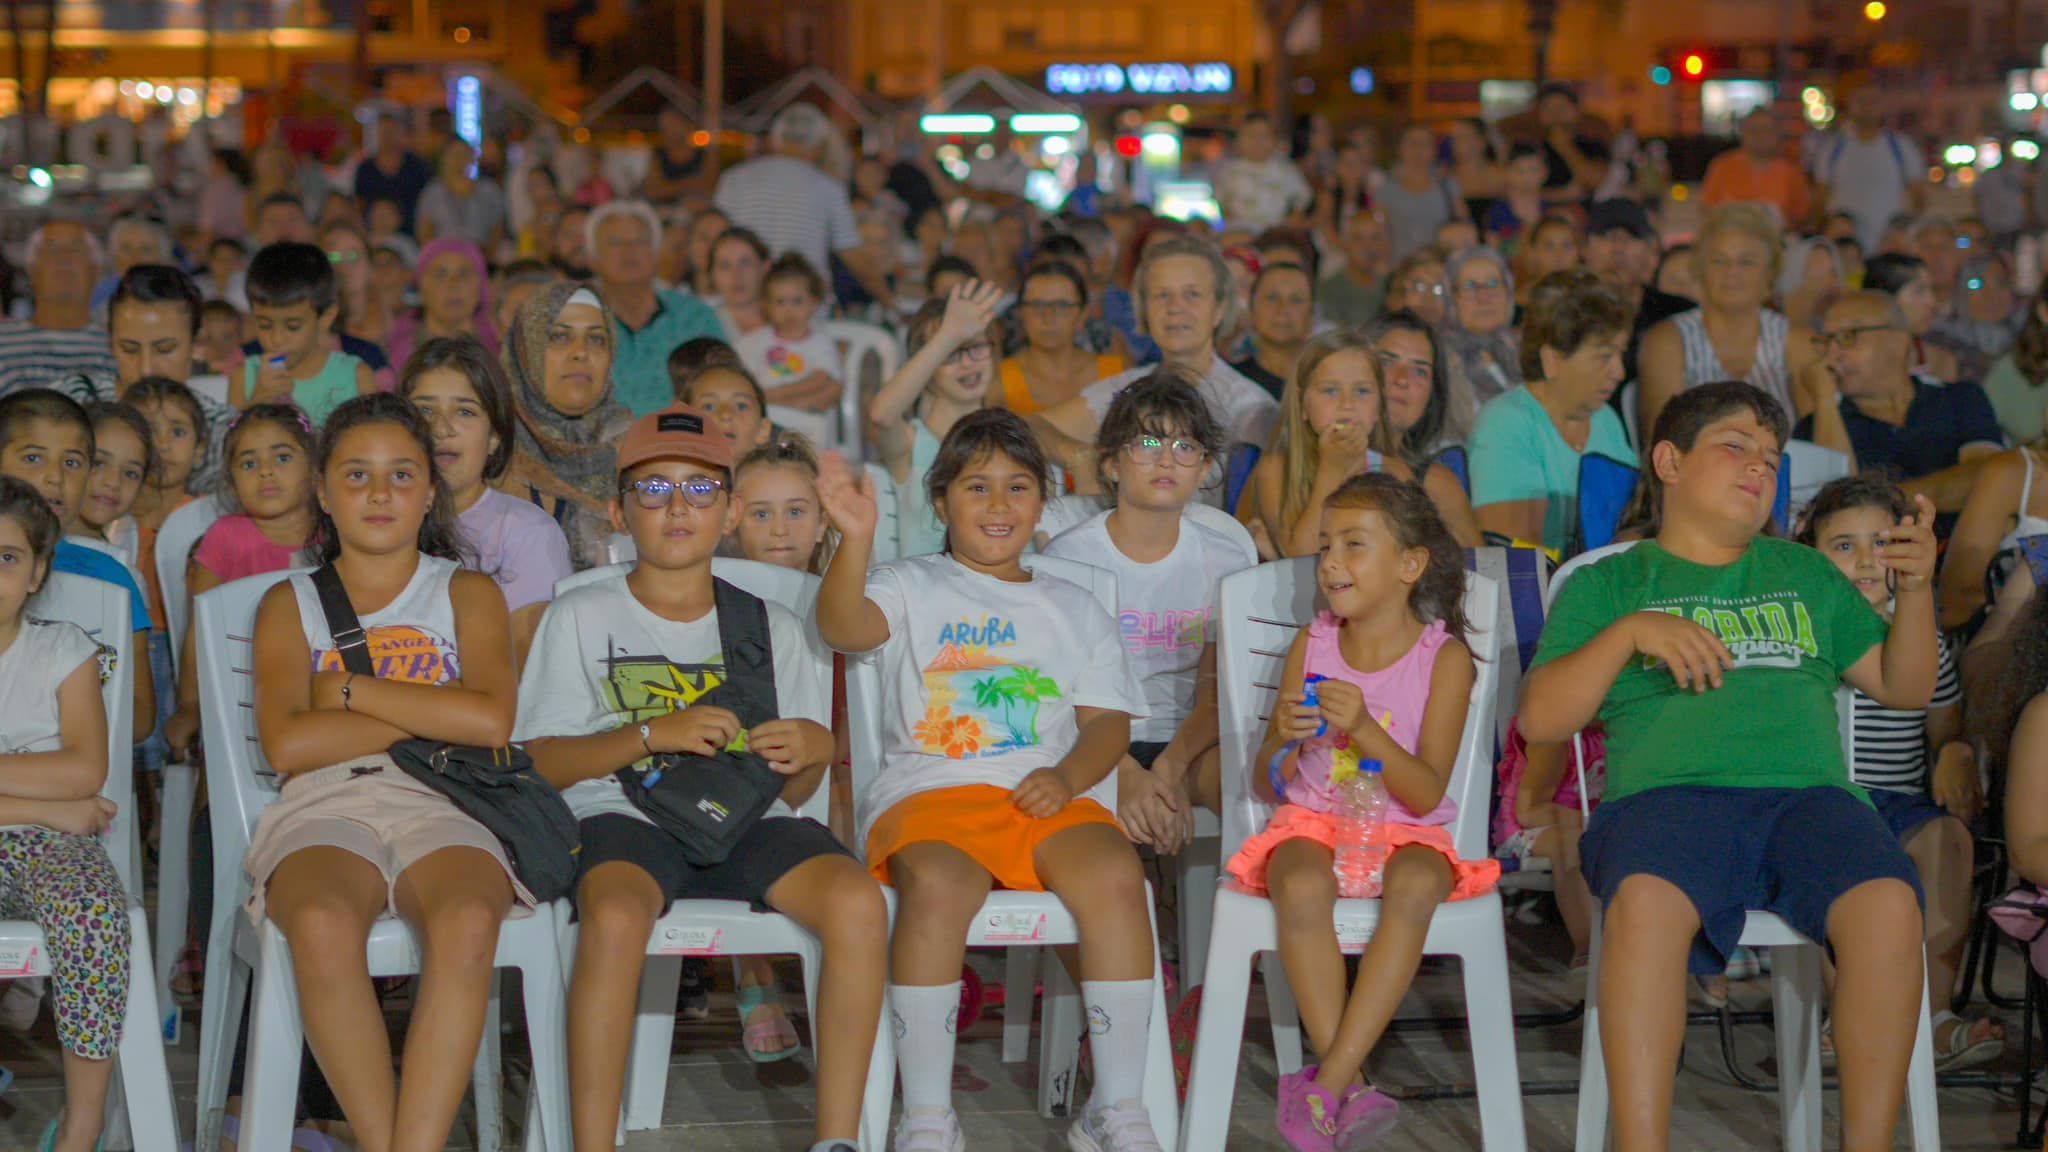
[615,578,789,866]
[311,564,582,902]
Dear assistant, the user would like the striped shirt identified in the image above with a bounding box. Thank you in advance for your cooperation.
[1671,308,1794,422]
[1850,634,1960,794]
[713,156,860,286]
[0,320,115,399]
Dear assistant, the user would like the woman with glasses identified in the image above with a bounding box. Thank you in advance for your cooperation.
[1438,245,1521,446]
[1933,252,2026,383]
[495,283,634,571]
[995,262,1124,416]
[1383,248,1451,329]
[387,236,498,371]
[318,218,394,359]
[1638,203,1813,435]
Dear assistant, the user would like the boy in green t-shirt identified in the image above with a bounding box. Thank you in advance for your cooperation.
[1523,381,1938,1151]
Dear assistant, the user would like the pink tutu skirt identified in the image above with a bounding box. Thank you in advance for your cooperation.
[1225,804,1502,900]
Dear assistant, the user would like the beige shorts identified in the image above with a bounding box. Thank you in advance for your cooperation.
[244,756,538,923]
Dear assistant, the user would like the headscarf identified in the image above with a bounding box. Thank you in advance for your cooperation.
[496,282,633,525]
[389,236,500,369]
[1439,245,1522,440]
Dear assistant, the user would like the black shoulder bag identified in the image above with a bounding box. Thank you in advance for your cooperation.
[311,563,582,902]
[615,578,790,866]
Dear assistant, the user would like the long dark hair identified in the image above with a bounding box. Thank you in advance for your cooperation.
[1622,380,1790,539]
[400,335,518,482]
[1323,472,1472,650]
[310,393,465,566]
[1368,308,1448,470]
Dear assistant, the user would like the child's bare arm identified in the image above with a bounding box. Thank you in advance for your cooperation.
[317,572,519,747]
[1515,737,1575,829]
[871,283,1002,470]
[1153,643,1221,789]
[1521,613,1732,743]
[815,453,890,653]
[1845,496,1939,710]
[1252,630,1317,804]
[0,656,108,800]
[1318,639,1473,816]
[2006,696,2048,885]
[253,584,412,775]
[0,795,115,837]
[1014,705,1129,817]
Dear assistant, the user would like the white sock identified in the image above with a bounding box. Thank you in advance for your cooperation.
[889,982,962,1116]
[1082,978,1154,1109]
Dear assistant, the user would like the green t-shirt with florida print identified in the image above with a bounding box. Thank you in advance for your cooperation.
[1532,538,1889,802]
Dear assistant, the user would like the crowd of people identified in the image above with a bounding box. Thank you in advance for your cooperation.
[0,77,2035,1152]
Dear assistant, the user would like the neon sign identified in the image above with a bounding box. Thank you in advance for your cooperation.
[1046,63,1235,98]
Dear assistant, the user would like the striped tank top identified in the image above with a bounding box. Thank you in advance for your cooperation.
[1672,308,1794,419]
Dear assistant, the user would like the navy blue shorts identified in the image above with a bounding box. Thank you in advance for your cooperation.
[1866,788,1949,844]
[1580,786,1922,975]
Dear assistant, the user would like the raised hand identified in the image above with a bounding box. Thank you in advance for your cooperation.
[1628,611,1736,693]
[939,280,1005,349]
[1877,494,1939,592]
[817,451,879,541]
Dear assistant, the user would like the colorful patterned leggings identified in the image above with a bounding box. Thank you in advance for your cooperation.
[0,827,130,1059]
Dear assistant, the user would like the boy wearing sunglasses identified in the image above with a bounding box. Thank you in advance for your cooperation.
[516,402,886,1152]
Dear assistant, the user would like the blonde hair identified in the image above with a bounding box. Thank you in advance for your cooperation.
[1274,330,1393,535]
[732,433,837,575]
[1692,203,1784,284]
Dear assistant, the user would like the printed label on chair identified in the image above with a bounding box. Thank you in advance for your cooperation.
[981,910,1048,944]
[655,925,724,955]
[0,942,41,977]
[1334,917,1377,954]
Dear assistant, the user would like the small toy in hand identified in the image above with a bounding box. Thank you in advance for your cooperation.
[1302,674,1329,738]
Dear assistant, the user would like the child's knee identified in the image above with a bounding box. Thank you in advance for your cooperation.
[817,866,889,944]
[418,892,507,962]
[577,879,660,950]
[1379,849,1453,920]
[891,850,987,925]
[273,893,374,956]
[1267,847,1337,918]
[1917,815,1973,870]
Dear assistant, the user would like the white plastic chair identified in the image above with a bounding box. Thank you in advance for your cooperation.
[606,557,895,1150]
[10,573,181,1151]
[826,319,903,462]
[1179,563,1523,1152]
[1545,543,1941,1152]
[151,494,224,1045]
[605,532,637,566]
[1783,439,1852,523]
[863,463,902,564]
[845,553,1180,1141]
[190,570,571,1152]
[1619,380,1641,452]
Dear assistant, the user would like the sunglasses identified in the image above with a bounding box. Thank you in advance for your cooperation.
[624,475,725,510]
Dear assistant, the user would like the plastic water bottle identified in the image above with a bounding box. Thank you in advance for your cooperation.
[1332,756,1388,899]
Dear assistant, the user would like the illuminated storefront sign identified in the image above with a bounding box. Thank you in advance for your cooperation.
[1046,62,1234,98]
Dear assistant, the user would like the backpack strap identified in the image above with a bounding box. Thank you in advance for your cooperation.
[311,564,375,678]
[710,577,779,728]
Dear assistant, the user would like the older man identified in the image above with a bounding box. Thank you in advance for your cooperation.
[589,200,722,416]
[1797,291,2003,510]
[0,220,116,396]
[1701,110,1812,229]
[714,105,867,298]
[92,214,174,318]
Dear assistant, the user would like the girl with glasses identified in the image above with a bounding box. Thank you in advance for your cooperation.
[869,282,1006,558]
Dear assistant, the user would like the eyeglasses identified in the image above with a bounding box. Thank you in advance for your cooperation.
[944,339,995,365]
[326,249,361,265]
[624,475,726,510]
[1126,435,1206,467]
[1455,277,1505,297]
[1403,280,1448,298]
[1020,300,1081,315]
[1818,324,1898,351]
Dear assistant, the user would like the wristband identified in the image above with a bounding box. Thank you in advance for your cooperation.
[1268,744,1295,802]
[341,674,355,712]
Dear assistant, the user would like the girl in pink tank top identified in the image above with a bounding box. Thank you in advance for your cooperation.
[1226,473,1500,1152]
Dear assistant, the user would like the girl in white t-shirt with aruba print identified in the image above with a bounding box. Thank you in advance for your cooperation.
[817,410,1166,1152]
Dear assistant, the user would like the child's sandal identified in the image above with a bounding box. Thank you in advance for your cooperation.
[1933,1010,2006,1071]
[737,983,801,1064]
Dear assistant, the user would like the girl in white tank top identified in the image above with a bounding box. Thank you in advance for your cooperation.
[244,394,527,1151]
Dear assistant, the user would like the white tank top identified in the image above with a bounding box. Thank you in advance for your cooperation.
[1998,447,2048,554]
[288,554,463,686]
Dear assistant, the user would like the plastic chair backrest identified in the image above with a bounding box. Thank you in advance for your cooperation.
[1214,560,1500,864]
[1576,451,1641,554]
[28,573,135,886]
[1433,444,1470,496]
[1467,545,1550,755]
[826,320,904,460]
[1619,380,1641,451]
[864,463,902,563]
[845,552,1119,850]
[1783,439,1849,520]
[606,533,636,566]
[158,496,226,671]
[193,570,302,896]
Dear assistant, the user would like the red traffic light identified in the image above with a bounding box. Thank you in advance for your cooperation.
[1114,135,1143,159]
[1682,52,1706,78]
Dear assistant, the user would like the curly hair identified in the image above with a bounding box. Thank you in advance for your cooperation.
[1324,472,1472,649]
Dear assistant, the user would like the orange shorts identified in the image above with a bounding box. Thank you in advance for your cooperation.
[866,784,1122,892]
[1225,804,1501,900]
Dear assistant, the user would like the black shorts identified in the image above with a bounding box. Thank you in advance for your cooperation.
[576,813,852,912]
[1129,741,1170,770]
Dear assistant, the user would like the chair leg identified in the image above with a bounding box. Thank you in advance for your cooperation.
[1262,952,1303,1076]
[623,954,682,1132]
[1141,947,1180,1152]
[1176,839,1218,993]
[1573,907,1608,1152]
[1906,962,1942,1152]
[1179,933,1254,1152]
[113,905,180,1152]
[1458,902,1527,1152]
[1002,947,1036,1063]
[861,992,896,1152]
[243,925,304,1152]
[1038,956,1084,1118]
[472,974,504,1152]
[153,760,195,1046]
[1768,944,1824,1152]
[519,928,572,1152]
[196,915,250,1152]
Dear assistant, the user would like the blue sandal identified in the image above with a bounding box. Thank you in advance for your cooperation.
[737,983,802,1064]
[38,1118,103,1152]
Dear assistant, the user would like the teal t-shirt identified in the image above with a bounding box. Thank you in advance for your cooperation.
[243,350,363,426]
[1531,537,1888,802]
[1468,385,1636,554]
[611,288,725,417]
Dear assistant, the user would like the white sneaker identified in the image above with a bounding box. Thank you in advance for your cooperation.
[0,978,44,1031]
[1068,1099,1164,1152]
[893,1108,964,1152]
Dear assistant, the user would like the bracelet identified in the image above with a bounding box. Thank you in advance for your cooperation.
[1267,745,1294,802]
[341,674,355,712]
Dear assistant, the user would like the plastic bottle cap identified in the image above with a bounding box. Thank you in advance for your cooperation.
[1360,759,1383,774]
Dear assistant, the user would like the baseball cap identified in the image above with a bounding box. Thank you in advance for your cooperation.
[1586,199,1656,241]
[617,402,734,476]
